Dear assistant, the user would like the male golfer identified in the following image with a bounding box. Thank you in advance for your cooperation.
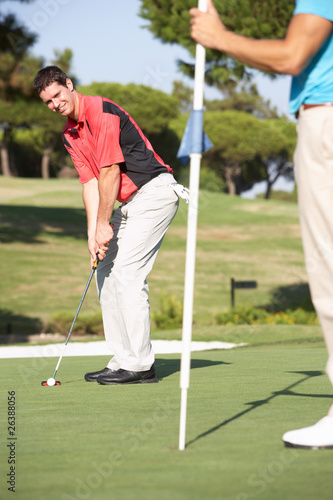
[34,66,182,385]
[190,0,333,449]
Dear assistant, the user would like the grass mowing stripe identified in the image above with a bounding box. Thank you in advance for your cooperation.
[1,346,332,500]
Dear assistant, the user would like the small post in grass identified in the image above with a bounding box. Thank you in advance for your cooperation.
[231,278,258,308]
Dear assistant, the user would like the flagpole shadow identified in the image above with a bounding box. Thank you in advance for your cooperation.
[185,370,332,448]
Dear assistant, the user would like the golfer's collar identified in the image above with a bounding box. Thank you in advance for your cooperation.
[68,93,85,132]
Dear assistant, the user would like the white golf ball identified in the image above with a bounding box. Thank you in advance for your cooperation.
[47,378,56,386]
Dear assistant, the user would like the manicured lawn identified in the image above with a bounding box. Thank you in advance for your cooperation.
[1,343,332,500]
[1,169,331,500]
[3,176,330,498]
[0,177,306,334]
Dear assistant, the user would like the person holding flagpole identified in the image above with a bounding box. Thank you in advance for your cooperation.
[190,0,333,449]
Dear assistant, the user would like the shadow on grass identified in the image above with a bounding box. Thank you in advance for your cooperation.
[258,283,315,312]
[186,370,333,448]
[0,309,43,339]
[0,205,87,244]
[156,358,230,379]
[273,371,333,399]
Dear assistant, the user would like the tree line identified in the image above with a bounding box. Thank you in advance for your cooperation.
[0,0,296,198]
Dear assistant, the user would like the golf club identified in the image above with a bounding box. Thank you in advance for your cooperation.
[41,257,99,387]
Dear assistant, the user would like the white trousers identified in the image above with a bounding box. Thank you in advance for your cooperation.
[294,105,333,415]
[95,173,179,371]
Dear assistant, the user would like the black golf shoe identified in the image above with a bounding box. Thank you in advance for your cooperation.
[97,364,158,385]
[84,367,114,382]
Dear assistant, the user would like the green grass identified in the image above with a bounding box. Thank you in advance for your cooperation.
[0,345,332,500]
[0,177,307,335]
[152,323,324,345]
[1,177,331,500]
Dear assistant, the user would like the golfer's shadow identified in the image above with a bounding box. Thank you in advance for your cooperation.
[155,358,230,379]
[186,370,333,448]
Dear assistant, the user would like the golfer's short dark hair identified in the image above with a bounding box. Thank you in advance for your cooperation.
[33,66,71,96]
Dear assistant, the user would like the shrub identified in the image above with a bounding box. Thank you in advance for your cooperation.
[152,291,183,330]
[214,307,318,326]
[256,190,297,203]
[199,167,225,192]
[48,311,104,336]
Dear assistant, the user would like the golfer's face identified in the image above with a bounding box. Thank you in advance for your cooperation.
[40,80,77,119]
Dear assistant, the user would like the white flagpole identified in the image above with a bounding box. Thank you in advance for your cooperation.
[179,0,207,451]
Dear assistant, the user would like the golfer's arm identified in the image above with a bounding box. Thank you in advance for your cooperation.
[82,177,99,242]
[96,164,120,226]
[217,15,332,75]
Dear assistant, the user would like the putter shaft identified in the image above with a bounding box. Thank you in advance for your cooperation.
[51,259,99,379]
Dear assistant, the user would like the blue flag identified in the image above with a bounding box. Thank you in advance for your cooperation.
[176,109,213,166]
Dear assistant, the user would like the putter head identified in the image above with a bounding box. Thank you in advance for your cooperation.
[41,381,61,386]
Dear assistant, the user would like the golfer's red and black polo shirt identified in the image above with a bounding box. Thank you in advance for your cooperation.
[62,93,173,203]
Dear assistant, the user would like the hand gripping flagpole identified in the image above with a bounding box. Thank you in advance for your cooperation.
[179,0,208,451]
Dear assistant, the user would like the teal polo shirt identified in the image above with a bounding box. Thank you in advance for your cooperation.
[289,0,333,114]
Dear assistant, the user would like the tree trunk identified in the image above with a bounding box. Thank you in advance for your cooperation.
[225,168,236,195]
[225,163,241,196]
[0,128,12,177]
[265,167,281,199]
[0,143,11,176]
[41,147,53,179]
[265,181,272,199]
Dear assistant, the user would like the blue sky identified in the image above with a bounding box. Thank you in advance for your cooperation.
[2,0,293,118]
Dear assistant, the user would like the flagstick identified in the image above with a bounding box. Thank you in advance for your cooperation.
[178,153,201,451]
[179,0,207,451]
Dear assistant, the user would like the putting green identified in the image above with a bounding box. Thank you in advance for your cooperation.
[1,344,333,500]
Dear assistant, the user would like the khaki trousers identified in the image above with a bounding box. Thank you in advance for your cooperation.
[294,105,333,414]
[95,173,179,372]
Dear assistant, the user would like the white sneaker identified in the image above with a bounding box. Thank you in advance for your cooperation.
[282,416,333,449]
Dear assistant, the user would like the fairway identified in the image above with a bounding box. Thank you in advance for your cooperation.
[1,344,333,500]
[0,178,307,334]
[1,179,332,500]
